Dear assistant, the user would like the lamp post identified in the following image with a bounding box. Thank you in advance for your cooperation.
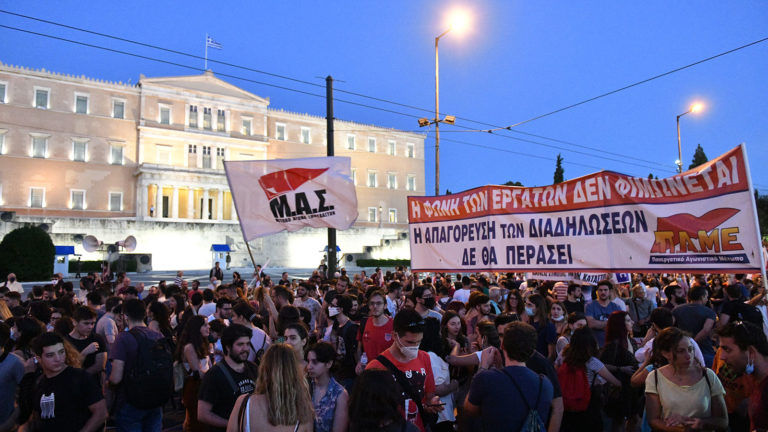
[676,102,704,173]
[419,10,469,196]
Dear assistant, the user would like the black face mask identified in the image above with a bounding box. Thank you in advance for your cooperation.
[423,297,436,309]
[675,296,686,304]
[9,277,15,283]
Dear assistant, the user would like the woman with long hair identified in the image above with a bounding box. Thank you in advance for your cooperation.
[503,289,524,318]
[227,343,313,432]
[148,301,174,344]
[176,315,211,432]
[348,369,419,432]
[526,293,557,361]
[600,311,640,432]
[306,342,349,432]
[440,311,469,355]
[555,312,587,360]
[559,327,621,432]
[12,317,45,361]
[283,321,309,369]
[550,301,568,335]
[644,327,727,432]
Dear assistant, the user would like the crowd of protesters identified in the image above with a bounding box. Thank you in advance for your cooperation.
[0,264,767,432]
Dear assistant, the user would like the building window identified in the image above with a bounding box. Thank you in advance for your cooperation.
[109,192,123,212]
[407,175,416,191]
[30,187,45,208]
[187,144,197,167]
[388,140,396,156]
[387,173,397,189]
[389,208,398,223]
[0,132,5,155]
[70,190,86,210]
[110,144,124,165]
[368,207,377,222]
[217,109,226,132]
[301,127,311,144]
[202,146,212,169]
[159,105,171,125]
[75,94,89,114]
[112,99,125,119]
[216,147,225,169]
[346,135,356,150]
[156,145,172,165]
[242,118,252,136]
[276,123,286,140]
[351,168,357,185]
[34,88,49,109]
[0,82,6,103]
[189,105,198,128]
[406,143,415,158]
[72,140,87,162]
[368,137,376,153]
[31,136,47,158]
[367,170,377,188]
[203,108,212,130]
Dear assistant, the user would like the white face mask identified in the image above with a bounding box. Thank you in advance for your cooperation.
[328,307,340,317]
[397,335,419,361]
[552,315,565,322]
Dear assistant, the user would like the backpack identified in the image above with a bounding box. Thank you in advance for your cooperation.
[557,362,591,412]
[124,328,174,409]
[501,369,547,432]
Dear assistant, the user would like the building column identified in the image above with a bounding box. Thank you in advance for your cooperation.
[202,188,209,219]
[171,187,179,219]
[186,188,194,219]
[140,184,149,220]
[216,189,224,221]
[155,183,164,219]
[230,192,237,221]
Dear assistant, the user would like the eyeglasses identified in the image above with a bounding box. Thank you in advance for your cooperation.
[407,320,426,328]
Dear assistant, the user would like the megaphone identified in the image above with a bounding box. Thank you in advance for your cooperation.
[82,235,102,252]
[118,235,137,252]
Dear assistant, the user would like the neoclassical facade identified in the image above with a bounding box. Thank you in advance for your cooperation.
[0,62,424,269]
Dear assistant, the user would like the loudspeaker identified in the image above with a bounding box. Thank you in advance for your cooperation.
[82,235,101,252]
[119,235,137,252]
[0,211,14,222]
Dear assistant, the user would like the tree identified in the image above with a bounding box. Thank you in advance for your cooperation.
[553,154,564,184]
[503,181,523,187]
[0,226,55,281]
[756,190,768,237]
[689,144,708,170]
[445,189,453,195]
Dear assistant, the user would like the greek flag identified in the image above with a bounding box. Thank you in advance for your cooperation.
[206,36,222,49]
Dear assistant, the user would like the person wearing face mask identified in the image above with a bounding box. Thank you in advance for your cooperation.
[555,312,587,362]
[412,285,442,321]
[715,321,768,432]
[0,322,25,431]
[325,294,359,392]
[549,302,568,335]
[367,308,443,432]
[526,294,558,361]
[2,273,24,294]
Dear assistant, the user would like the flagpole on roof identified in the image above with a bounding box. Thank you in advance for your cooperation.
[204,33,208,70]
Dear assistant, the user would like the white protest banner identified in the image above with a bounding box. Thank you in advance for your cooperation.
[525,272,580,282]
[408,144,762,273]
[225,157,358,240]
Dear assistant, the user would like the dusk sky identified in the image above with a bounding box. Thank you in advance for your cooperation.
[2,1,766,195]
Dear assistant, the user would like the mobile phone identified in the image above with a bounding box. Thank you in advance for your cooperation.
[427,402,445,407]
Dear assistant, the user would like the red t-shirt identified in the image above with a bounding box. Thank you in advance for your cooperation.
[358,317,394,361]
[367,349,436,432]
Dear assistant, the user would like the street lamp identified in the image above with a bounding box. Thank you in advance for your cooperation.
[676,102,704,173]
[418,9,471,196]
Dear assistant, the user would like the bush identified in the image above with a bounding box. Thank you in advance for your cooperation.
[0,226,55,281]
[355,258,411,268]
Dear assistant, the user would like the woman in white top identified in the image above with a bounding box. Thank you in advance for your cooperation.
[555,312,587,361]
[645,327,727,432]
[176,315,211,432]
[228,343,313,432]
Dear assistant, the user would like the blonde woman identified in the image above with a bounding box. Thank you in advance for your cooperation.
[228,343,314,432]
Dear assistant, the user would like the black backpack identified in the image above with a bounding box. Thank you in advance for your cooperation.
[124,328,174,409]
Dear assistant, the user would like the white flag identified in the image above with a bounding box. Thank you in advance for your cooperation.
[224,157,358,240]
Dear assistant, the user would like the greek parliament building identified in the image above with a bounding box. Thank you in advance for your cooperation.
[0,62,425,270]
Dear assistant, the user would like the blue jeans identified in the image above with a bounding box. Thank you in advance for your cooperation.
[114,402,163,432]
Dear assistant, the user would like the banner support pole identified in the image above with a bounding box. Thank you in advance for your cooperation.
[741,143,768,291]
[326,75,337,279]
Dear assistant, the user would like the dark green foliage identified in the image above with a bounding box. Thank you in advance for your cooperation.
[756,191,768,237]
[355,258,411,268]
[689,144,708,170]
[554,154,564,184]
[0,226,55,281]
[504,181,524,187]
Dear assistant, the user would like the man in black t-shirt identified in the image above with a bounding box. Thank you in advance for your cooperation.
[198,324,258,432]
[562,284,585,315]
[65,306,107,381]
[718,284,764,329]
[26,332,106,432]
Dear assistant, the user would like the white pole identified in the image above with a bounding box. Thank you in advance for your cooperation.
[204,33,208,70]
[740,143,768,291]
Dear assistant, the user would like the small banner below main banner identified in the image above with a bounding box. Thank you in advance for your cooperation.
[408,144,763,273]
[225,157,358,240]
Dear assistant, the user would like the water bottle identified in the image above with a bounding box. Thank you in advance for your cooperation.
[360,352,368,367]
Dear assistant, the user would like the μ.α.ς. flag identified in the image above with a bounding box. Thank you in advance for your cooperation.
[224,157,358,240]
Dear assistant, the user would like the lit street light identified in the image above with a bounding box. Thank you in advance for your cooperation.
[676,102,704,173]
[418,8,470,196]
